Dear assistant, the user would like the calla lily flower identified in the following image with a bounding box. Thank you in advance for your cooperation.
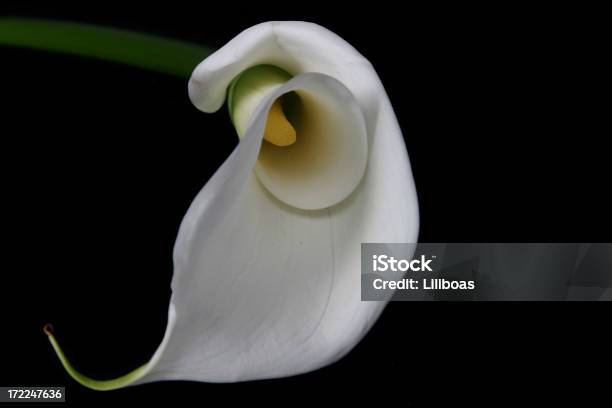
[46,21,419,388]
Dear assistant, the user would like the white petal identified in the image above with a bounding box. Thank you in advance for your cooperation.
[48,21,419,387]
[142,21,418,383]
[141,73,387,382]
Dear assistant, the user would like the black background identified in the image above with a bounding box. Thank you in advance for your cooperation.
[0,3,608,406]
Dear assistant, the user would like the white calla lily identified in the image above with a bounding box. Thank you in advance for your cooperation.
[46,21,419,388]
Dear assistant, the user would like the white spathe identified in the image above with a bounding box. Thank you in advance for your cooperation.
[141,21,419,383]
[51,21,419,387]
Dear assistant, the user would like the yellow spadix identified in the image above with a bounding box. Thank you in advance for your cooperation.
[228,65,296,147]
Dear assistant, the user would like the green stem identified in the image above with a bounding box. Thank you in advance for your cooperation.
[0,17,213,77]
[43,324,148,391]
